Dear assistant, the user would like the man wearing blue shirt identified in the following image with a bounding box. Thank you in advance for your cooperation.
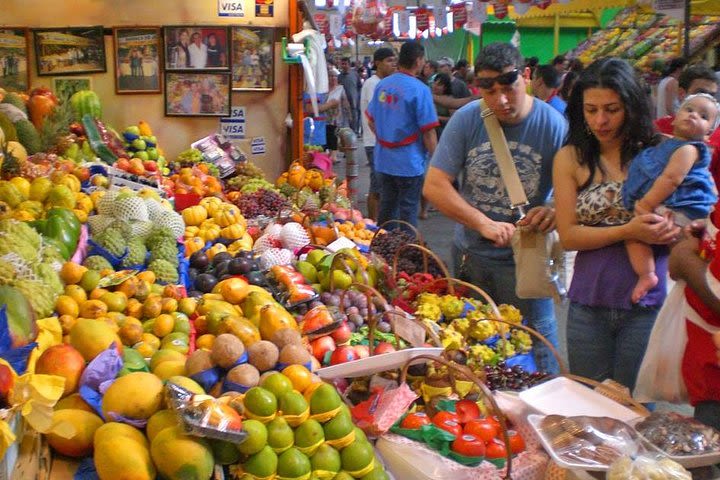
[532,64,566,115]
[367,42,439,228]
[424,43,568,374]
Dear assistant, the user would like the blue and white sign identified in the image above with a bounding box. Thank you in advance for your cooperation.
[220,107,246,140]
[251,137,266,155]
[218,0,245,17]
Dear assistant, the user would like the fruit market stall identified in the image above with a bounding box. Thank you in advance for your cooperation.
[569,6,720,81]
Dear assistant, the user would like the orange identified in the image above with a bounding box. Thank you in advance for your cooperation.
[119,322,144,346]
[114,277,138,299]
[137,271,156,284]
[89,288,109,300]
[194,315,208,335]
[282,364,313,393]
[79,300,108,319]
[60,262,88,285]
[142,333,161,351]
[125,298,143,319]
[195,334,215,351]
[64,285,87,304]
[160,298,178,314]
[55,295,80,318]
[152,314,175,338]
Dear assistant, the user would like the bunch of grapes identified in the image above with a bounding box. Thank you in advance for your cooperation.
[482,362,549,391]
[226,162,267,191]
[371,229,444,276]
[316,289,385,333]
[235,189,288,218]
[176,148,203,165]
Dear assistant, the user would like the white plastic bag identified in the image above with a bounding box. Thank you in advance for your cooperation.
[633,282,689,403]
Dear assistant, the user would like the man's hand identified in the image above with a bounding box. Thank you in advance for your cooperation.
[517,206,556,233]
[478,221,516,247]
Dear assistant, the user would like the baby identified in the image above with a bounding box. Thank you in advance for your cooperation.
[622,93,720,303]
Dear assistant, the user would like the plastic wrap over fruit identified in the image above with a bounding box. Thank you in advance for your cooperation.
[352,0,387,38]
[607,455,691,480]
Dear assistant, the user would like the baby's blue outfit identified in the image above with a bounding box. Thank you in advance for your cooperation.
[622,138,717,220]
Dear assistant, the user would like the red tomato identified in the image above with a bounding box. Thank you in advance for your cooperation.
[507,430,526,454]
[454,399,481,424]
[451,434,486,457]
[432,410,460,426]
[485,439,508,459]
[434,419,462,437]
[401,412,431,430]
[464,418,499,443]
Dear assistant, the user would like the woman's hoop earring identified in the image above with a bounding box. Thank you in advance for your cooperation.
[584,123,592,135]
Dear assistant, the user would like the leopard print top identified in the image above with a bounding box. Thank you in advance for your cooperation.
[576,181,633,226]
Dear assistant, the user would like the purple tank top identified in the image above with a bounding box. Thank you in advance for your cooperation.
[568,242,668,310]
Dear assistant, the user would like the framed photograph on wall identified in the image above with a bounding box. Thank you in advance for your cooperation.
[33,26,106,76]
[52,77,92,103]
[164,72,231,117]
[163,26,230,71]
[0,28,30,92]
[113,27,161,94]
[231,26,274,91]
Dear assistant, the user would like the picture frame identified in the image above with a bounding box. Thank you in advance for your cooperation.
[113,27,161,94]
[164,72,231,117]
[0,28,30,92]
[33,26,106,76]
[52,77,92,103]
[163,26,230,71]
[231,26,274,91]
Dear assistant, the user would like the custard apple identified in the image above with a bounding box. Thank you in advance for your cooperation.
[83,255,113,272]
[87,214,115,235]
[114,193,149,222]
[149,242,179,265]
[146,227,176,249]
[148,259,178,284]
[96,190,119,216]
[122,238,147,267]
[145,198,167,223]
[155,211,185,239]
[131,221,154,239]
[94,227,127,257]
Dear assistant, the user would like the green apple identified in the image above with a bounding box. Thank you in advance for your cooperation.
[133,150,149,161]
[306,249,327,267]
[125,125,140,135]
[131,138,147,151]
[146,147,159,160]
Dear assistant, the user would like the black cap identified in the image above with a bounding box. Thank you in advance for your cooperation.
[373,47,395,63]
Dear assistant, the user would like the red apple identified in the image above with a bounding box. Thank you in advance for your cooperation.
[373,341,396,355]
[455,399,481,424]
[311,336,336,362]
[0,364,13,399]
[143,160,158,172]
[331,322,352,344]
[354,345,370,359]
[35,344,86,397]
[330,345,358,365]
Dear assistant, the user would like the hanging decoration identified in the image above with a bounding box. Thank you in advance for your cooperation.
[533,0,553,9]
[328,11,344,38]
[513,1,532,14]
[314,11,330,35]
[493,0,510,19]
[451,2,468,29]
[432,0,448,32]
[397,9,411,37]
[384,6,401,39]
[415,6,430,38]
[351,0,387,38]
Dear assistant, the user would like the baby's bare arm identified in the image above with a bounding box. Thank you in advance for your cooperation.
[634,144,698,214]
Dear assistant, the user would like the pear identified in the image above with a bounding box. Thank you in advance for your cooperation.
[341,441,374,473]
[237,419,267,456]
[323,409,353,441]
[243,387,277,417]
[294,419,324,450]
[280,391,309,417]
[277,448,311,479]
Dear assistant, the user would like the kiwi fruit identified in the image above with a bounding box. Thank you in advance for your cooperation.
[226,364,260,388]
[247,340,280,372]
[279,344,312,366]
[186,350,215,376]
[211,334,246,369]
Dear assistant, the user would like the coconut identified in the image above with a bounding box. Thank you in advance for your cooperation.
[211,334,246,369]
[185,350,215,377]
[247,341,280,372]
[271,328,303,350]
[226,364,260,389]
[279,344,312,366]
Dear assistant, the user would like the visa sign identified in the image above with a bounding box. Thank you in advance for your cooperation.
[219,0,245,17]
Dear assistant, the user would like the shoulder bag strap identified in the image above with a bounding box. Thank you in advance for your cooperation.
[479,100,529,216]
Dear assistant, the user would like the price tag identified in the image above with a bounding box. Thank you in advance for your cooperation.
[392,315,427,347]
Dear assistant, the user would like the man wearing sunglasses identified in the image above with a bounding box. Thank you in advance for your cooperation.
[423,43,568,375]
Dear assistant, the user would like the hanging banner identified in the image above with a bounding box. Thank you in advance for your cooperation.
[328,11,343,37]
[493,1,509,19]
[415,7,430,37]
[432,0,448,31]
[397,10,411,36]
[383,7,397,38]
[315,12,330,35]
[513,1,532,14]
[451,2,468,29]
[533,0,552,10]
[471,0,488,22]
[344,9,356,38]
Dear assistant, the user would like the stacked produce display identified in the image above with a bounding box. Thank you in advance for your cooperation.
[570,7,720,81]
[0,84,714,480]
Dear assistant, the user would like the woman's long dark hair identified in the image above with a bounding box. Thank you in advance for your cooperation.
[565,57,658,190]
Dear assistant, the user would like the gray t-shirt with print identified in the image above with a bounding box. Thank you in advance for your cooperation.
[430,98,568,259]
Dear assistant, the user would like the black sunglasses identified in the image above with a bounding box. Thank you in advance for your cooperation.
[476,69,520,89]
